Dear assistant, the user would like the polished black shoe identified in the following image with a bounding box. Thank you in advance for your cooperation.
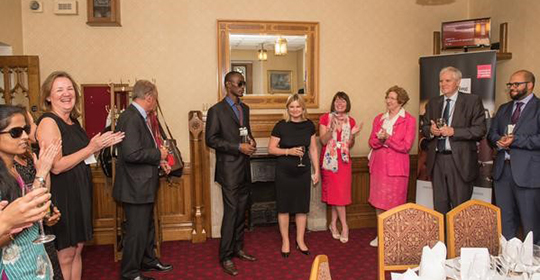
[141,261,173,272]
[121,275,155,280]
[281,251,290,258]
[235,250,257,261]
[296,244,310,255]
[221,259,239,276]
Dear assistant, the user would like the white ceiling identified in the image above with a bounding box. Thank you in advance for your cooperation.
[229,34,306,51]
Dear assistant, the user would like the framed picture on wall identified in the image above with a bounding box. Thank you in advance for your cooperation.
[87,0,121,26]
[268,70,292,94]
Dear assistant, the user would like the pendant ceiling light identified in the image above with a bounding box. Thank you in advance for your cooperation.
[274,37,288,56]
[258,43,268,61]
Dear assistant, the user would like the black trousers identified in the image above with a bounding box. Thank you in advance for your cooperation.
[121,203,158,279]
[219,182,249,262]
[494,161,540,245]
[432,153,473,214]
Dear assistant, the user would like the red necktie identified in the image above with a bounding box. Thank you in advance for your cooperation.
[235,103,244,126]
[511,102,523,124]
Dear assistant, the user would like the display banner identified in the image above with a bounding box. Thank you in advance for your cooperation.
[416,51,497,208]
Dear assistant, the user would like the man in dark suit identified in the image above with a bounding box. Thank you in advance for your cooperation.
[488,70,540,244]
[206,71,257,276]
[421,66,486,214]
[114,80,172,280]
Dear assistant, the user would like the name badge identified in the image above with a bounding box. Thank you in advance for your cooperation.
[239,127,248,137]
[84,154,97,165]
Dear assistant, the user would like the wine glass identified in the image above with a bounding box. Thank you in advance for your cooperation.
[436,118,447,139]
[24,182,56,244]
[297,146,306,167]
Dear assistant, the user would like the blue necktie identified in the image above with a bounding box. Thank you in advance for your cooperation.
[437,98,451,152]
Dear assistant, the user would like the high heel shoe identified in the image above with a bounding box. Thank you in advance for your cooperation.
[329,225,340,240]
[281,251,290,258]
[340,228,349,243]
[295,244,310,255]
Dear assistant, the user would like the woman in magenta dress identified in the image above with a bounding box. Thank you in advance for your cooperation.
[368,86,416,247]
[320,92,361,243]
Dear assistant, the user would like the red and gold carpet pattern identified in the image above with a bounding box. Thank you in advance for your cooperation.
[82,226,380,279]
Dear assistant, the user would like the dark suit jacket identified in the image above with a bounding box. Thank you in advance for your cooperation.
[205,98,252,187]
[488,94,540,188]
[421,92,487,182]
[113,104,161,204]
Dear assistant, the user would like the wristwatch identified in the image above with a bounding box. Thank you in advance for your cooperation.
[35,176,46,187]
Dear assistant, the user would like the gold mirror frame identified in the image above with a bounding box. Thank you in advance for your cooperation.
[217,20,319,109]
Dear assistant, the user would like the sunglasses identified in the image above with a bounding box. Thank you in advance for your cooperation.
[0,125,31,138]
[232,81,246,87]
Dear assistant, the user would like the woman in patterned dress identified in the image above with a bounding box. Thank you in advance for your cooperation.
[367,86,416,247]
[14,108,64,280]
[0,104,61,279]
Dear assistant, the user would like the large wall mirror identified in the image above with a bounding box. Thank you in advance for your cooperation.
[217,20,319,109]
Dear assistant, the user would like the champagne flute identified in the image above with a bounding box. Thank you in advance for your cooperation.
[297,146,306,167]
[436,118,447,139]
[26,181,55,244]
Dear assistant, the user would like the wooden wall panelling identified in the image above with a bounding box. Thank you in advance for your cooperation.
[0,56,40,112]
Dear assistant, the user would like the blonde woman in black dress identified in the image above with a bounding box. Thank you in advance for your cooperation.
[268,94,320,258]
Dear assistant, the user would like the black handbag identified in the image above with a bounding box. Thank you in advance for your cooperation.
[157,102,184,177]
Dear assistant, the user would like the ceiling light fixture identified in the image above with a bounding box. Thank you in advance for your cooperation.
[274,37,288,56]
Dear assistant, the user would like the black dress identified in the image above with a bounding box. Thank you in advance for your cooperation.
[14,157,64,280]
[37,113,93,250]
[271,119,315,214]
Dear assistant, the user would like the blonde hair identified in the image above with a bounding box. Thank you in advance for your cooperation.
[40,71,81,119]
[285,94,307,121]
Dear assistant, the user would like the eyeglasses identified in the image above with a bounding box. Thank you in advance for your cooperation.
[506,81,530,89]
[231,81,246,87]
[0,125,31,138]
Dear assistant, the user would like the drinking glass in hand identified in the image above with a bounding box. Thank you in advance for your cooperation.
[23,182,56,244]
[297,146,306,167]
[162,140,173,155]
[436,118,447,139]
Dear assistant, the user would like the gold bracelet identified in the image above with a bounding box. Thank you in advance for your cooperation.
[9,234,15,241]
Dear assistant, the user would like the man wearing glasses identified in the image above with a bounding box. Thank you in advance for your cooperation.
[488,70,540,245]
[206,71,257,276]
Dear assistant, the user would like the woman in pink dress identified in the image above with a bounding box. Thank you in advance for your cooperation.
[320,92,361,243]
[368,86,416,247]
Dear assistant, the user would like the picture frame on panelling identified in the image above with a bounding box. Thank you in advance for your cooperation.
[87,0,121,26]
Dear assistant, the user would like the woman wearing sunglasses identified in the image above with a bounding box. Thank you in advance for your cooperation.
[14,108,64,280]
[36,71,124,280]
[0,104,61,279]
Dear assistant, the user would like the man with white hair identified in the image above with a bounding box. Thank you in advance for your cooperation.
[421,66,486,214]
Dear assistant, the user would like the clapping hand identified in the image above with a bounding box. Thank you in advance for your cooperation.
[89,131,125,153]
[35,138,62,178]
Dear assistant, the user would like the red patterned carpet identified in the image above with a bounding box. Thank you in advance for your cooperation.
[82,226,380,280]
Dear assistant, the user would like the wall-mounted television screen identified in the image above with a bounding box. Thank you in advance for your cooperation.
[442,17,491,50]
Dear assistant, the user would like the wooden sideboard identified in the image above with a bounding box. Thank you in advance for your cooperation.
[89,111,418,245]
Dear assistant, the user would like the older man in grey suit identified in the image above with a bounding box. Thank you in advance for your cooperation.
[421,66,487,214]
[114,80,172,280]
[488,70,540,244]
